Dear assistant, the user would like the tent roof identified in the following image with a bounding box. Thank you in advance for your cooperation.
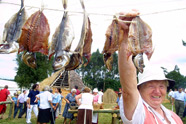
[0,79,18,88]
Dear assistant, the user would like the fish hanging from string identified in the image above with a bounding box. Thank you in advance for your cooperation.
[18,6,50,68]
[64,0,93,70]
[128,16,153,73]
[102,16,124,70]
[102,16,153,73]
[0,0,27,54]
[49,0,75,71]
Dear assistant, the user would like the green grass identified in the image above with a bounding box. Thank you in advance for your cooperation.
[0,103,118,124]
[162,102,186,123]
[0,102,185,124]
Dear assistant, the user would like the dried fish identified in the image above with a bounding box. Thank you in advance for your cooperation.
[0,0,27,54]
[102,16,153,73]
[128,16,153,73]
[102,17,123,70]
[18,10,50,68]
[65,0,93,70]
[49,0,75,71]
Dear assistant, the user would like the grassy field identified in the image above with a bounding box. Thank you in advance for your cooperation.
[0,102,185,124]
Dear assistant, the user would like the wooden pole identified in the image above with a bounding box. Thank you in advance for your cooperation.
[8,103,13,119]
[11,102,15,118]
[0,101,13,119]
[0,101,12,105]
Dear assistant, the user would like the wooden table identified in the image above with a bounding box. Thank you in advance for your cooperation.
[68,109,120,124]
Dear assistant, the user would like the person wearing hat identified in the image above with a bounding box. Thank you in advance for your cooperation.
[172,87,186,119]
[117,10,183,124]
[92,88,101,124]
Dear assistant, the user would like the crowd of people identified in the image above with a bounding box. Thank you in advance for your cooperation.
[0,78,185,124]
[168,87,186,119]
[0,84,105,124]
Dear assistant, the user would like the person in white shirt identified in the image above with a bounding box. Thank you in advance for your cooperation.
[14,90,27,118]
[98,89,103,103]
[172,87,186,119]
[168,89,174,103]
[118,9,183,124]
[35,86,52,124]
[75,87,93,124]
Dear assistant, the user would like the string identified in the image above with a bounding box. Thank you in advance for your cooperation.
[1,1,186,17]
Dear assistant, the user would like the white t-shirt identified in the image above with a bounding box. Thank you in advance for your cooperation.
[18,93,25,103]
[98,91,103,102]
[98,91,103,97]
[36,91,52,109]
[168,91,174,97]
[78,93,93,110]
[119,94,177,124]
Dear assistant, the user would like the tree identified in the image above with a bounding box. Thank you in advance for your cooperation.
[163,65,186,89]
[76,49,120,91]
[182,40,186,46]
[14,52,53,88]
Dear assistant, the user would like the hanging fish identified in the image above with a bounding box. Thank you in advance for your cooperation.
[82,16,93,66]
[18,10,50,68]
[102,16,153,73]
[128,16,153,73]
[0,0,27,54]
[102,17,123,70]
[65,0,93,70]
[49,0,75,71]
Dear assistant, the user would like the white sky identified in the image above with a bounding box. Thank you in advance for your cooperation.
[0,0,186,79]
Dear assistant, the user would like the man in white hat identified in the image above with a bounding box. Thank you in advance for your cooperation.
[118,10,183,124]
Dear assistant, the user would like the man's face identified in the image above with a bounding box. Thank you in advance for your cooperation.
[24,91,27,94]
[178,88,182,93]
[36,85,39,90]
[139,80,167,109]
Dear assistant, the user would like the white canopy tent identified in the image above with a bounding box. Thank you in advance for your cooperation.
[0,79,19,96]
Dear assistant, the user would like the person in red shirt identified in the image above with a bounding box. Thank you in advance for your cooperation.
[75,85,80,95]
[0,85,13,119]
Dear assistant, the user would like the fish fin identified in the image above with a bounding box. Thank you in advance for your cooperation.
[49,52,55,60]
[146,47,154,60]
[83,53,91,67]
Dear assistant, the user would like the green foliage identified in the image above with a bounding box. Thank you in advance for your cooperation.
[76,49,120,91]
[182,40,186,46]
[163,65,186,89]
[14,52,53,89]
[78,50,186,92]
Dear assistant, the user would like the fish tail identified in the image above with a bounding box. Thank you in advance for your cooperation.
[62,0,68,10]
[21,0,24,9]
[80,0,85,10]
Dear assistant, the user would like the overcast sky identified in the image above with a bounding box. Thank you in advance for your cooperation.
[0,0,186,79]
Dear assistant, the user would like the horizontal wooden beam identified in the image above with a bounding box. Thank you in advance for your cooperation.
[69,109,120,113]
[0,101,12,105]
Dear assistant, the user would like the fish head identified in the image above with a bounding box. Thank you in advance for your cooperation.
[53,51,70,70]
[22,52,36,68]
[133,53,145,73]
[0,41,18,54]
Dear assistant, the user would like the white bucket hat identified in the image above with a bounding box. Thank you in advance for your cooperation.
[93,88,98,93]
[137,65,175,89]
